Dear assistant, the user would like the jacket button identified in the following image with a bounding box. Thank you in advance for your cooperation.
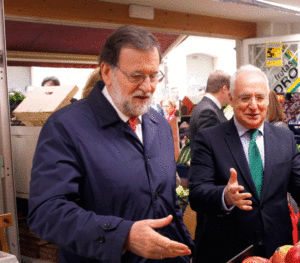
[99,236,105,243]
[104,223,111,228]
[155,192,160,199]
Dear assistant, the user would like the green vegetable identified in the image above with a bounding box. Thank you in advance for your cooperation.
[9,92,25,102]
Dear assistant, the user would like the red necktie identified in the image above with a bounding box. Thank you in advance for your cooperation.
[128,117,138,132]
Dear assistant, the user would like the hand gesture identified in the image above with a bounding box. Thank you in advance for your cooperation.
[224,168,252,211]
[123,215,192,259]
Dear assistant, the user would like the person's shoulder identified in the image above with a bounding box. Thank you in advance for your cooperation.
[271,120,289,130]
[147,107,168,125]
[265,121,291,134]
[192,97,216,113]
[199,118,230,135]
[265,122,295,142]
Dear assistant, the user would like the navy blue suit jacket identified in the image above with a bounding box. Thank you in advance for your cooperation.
[28,81,193,263]
[189,96,227,153]
[189,118,300,263]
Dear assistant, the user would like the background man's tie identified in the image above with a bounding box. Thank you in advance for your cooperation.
[248,129,264,199]
[128,117,138,132]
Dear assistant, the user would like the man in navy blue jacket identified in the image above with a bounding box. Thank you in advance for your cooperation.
[28,25,193,263]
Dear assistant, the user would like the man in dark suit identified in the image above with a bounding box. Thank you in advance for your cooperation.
[189,70,231,245]
[28,25,193,263]
[189,65,300,263]
[189,70,231,152]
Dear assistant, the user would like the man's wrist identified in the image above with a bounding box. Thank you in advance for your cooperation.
[222,188,234,212]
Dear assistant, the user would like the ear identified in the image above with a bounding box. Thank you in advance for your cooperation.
[100,62,114,88]
[229,91,233,104]
[222,85,229,93]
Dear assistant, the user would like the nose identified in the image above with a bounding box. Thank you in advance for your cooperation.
[248,97,258,109]
[139,76,154,93]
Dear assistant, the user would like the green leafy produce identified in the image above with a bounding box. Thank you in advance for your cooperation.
[9,92,25,102]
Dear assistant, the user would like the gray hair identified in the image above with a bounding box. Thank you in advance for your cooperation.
[230,65,269,97]
[99,25,161,69]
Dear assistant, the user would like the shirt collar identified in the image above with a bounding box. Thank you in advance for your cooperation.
[102,86,142,124]
[205,93,222,109]
[233,116,264,137]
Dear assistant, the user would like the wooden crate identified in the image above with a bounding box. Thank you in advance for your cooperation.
[39,243,58,262]
[13,85,78,126]
[181,95,204,115]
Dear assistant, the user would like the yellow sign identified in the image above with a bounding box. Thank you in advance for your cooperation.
[266,42,283,67]
[286,77,300,93]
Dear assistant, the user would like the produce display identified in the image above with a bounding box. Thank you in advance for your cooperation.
[281,93,300,124]
[242,242,300,263]
[272,245,293,262]
[242,256,271,262]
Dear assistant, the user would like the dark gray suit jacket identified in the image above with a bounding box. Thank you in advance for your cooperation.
[189,96,227,153]
[189,119,300,263]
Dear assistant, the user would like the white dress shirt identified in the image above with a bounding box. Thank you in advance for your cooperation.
[234,117,265,168]
[205,93,222,109]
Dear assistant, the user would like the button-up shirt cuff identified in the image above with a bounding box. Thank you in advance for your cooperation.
[222,188,235,213]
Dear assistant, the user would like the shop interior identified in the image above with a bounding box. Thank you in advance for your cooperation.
[1,0,300,262]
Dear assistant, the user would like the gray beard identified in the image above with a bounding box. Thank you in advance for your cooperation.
[122,94,152,117]
[112,74,152,117]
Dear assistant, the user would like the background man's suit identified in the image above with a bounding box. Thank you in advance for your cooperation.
[28,81,193,263]
[189,118,300,263]
[189,96,227,152]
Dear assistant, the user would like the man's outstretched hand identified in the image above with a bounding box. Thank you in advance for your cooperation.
[123,215,192,259]
[224,168,252,211]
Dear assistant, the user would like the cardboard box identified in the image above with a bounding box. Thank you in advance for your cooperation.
[13,85,78,126]
[0,251,19,263]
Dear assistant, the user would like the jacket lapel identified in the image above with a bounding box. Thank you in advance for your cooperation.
[87,81,143,151]
[142,110,159,153]
[260,123,275,201]
[224,119,260,201]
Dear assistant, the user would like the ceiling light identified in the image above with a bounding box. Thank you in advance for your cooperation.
[212,0,300,15]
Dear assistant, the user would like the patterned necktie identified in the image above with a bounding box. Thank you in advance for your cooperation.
[128,117,138,132]
[248,129,264,199]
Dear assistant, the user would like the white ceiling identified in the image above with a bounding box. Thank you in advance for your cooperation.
[104,0,300,23]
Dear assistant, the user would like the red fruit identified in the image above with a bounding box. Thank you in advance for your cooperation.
[242,256,271,262]
[285,246,300,262]
[295,241,300,248]
[272,245,293,263]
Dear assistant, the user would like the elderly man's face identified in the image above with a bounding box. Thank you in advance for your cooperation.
[230,71,269,129]
[102,47,160,117]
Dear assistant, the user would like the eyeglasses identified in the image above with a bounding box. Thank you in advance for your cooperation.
[238,94,268,105]
[116,66,165,84]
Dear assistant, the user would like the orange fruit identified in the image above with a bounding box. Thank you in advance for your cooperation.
[272,245,294,263]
